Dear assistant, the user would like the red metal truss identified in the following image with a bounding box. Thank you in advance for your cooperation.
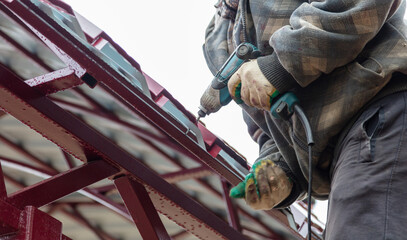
[0,0,324,239]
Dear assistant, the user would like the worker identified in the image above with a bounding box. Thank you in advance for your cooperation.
[202,0,407,238]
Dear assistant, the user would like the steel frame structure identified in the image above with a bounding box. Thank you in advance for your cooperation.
[0,0,324,239]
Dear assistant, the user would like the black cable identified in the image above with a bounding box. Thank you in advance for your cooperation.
[308,145,313,240]
[293,105,314,146]
[293,105,314,240]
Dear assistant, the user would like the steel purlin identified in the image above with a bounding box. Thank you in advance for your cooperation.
[7,160,120,209]
[221,179,242,232]
[25,67,84,95]
[0,161,6,199]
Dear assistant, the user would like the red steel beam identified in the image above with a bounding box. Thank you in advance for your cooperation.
[17,206,63,240]
[7,160,119,209]
[160,166,212,183]
[114,176,171,240]
[221,179,242,232]
[25,67,84,95]
[0,199,20,236]
[0,162,6,199]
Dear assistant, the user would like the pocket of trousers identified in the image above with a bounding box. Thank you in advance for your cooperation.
[359,106,384,163]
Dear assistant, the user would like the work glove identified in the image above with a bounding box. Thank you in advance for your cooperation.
[228,59,279,111]
[230,159,292,210]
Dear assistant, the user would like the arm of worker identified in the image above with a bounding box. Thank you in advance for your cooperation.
[258,0,401,92]
[231,113,303,209]
[228,0,401,109]
[203,0,239,75]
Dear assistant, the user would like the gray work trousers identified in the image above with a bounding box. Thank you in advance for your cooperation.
[326,91,407,240]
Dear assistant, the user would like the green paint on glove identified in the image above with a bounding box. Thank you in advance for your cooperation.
[230,172,255,198]
[234,82,243,104]
[230,160,276,199]
[230,181,246,198]
[269,90,280,106]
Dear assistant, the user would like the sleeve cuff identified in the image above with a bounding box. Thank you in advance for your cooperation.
[257,53,298,93]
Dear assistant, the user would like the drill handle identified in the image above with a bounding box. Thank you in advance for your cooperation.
[211,43,260,90]
[270,92,299,120]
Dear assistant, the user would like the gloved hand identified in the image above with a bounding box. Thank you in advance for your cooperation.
[230,159,292,210]
[228,59,279,111]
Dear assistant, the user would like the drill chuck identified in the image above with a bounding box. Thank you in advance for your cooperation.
[197,107,208,119]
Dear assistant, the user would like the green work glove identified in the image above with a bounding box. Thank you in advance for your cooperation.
[230,159,292,210]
